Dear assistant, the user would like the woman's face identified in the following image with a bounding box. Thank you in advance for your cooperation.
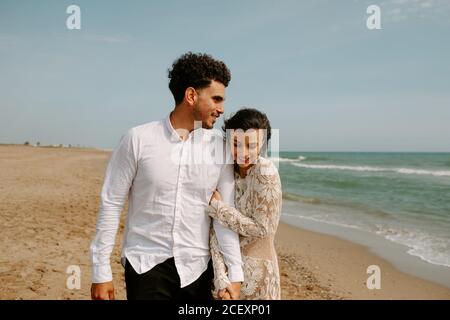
[230,129,264,170]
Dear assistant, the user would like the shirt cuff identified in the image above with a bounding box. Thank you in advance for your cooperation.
[227,264,244,283]
[91,264,113,283]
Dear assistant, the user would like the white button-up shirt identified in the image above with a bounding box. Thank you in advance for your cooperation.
[90,115,244,287]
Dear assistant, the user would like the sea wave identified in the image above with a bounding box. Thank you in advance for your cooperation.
[283,211,450,268]
[396,168,450,177]
[282,192,322,204]
[282,192,392,218]
[282,212,363,231]
[375,226,450,267]
[291,163,450,177]
[270,156,306,162]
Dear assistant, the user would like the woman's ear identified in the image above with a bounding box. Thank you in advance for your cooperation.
[185,87,197,106]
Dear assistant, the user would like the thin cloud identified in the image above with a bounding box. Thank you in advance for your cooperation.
[83,34,130,44]
[380,0,450,22]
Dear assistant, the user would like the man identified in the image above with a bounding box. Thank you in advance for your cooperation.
[90,52,243,300]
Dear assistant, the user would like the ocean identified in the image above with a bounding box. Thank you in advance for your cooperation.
[272,152,450,269]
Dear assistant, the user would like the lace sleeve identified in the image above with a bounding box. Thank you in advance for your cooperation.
[209,226,232,293]
[207,162,282,238]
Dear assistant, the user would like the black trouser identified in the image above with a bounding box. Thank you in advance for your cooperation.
[125,257,214,300]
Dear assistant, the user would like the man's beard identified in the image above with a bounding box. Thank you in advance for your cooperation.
[193,104,213,129]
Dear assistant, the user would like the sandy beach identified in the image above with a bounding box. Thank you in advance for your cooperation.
[0,145,449,300]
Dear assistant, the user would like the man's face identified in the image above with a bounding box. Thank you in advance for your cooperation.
[193,80,225,129]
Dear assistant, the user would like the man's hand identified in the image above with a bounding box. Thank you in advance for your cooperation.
[228,282,241,300]
[91,281,115,300]
[218,282,241,300]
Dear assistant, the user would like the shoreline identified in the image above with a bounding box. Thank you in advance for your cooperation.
[275,220,450,299]
[281,198,450,289]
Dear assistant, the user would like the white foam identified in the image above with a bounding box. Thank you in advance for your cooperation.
[376,227,450,268]
[282,212,365,231]
[284,212,450,268]
[270,157,298,163]
[292,163,385,172]
[291,163,450,177]
[270,155,307,163]
[396,168,450,177]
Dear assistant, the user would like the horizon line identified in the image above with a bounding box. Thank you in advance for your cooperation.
[1,143,449,153]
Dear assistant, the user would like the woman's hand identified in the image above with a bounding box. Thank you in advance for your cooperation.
[209,190,222,204]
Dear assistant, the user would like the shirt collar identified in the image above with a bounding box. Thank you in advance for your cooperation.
[165,114,182,142]
[165,113,205,143]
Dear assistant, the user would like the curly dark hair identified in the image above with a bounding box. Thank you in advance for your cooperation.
[223,108,272,143]
[168,52,231,105]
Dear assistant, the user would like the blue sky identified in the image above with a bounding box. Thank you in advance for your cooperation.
[1,0,449,151]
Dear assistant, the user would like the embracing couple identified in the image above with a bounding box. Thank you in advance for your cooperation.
[90,52,282,300]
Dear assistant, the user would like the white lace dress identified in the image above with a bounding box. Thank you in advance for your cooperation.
[207,157,282,300]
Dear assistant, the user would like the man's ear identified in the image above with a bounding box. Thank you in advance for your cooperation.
[185,87,197,106]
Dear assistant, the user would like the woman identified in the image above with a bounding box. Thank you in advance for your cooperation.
[208,108,282,300]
